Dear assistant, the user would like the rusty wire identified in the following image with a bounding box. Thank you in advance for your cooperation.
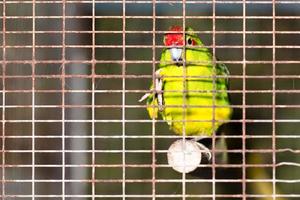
[1,0,300,199]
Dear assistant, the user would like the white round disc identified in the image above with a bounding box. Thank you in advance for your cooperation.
[167,139,202,173]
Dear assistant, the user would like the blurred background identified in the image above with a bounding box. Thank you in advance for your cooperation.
[2,1,300,199]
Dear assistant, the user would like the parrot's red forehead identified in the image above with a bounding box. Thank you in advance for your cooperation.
[164,26,184,46]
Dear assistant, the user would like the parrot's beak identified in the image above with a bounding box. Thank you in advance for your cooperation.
[170,48,183,62]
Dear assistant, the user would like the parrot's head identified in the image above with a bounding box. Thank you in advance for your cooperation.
[163,26,205,64]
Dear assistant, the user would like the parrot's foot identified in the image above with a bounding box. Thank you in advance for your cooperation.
[196,142,212,161]
[139,93,150,102]
[191,135,210,142]
[155,69,164,111]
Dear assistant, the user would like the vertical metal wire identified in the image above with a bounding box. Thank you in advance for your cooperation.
[122,1,126,199]
[92,0,96,199]
[1,1,299,199]
[62,1,66,199]
[272,0,276,199]
[212,0,216,199]
[1,0,6,199]
[31,0,36,198]
[151,0,156,199]
[182,0,187,199]
[242,1,247,200]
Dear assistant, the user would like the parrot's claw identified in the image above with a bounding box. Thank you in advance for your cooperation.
[139,69,164,111]
[155,69,164,111]
[156,79,163,111]
[192,136,210,142]
[196,142,212,161]
[139,93,150,102]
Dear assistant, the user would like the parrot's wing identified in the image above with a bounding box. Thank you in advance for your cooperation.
[216,61,230,89]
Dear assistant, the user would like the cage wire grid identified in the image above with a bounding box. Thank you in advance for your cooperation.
[1,0,300,199]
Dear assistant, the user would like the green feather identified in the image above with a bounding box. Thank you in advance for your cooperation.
[146,27,232,136]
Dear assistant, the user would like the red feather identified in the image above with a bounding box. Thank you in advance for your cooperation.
[164,26,184,46]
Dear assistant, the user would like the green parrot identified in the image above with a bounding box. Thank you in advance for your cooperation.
[139,26,232,159]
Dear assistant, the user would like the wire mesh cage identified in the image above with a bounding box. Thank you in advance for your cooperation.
[1,0,300,199]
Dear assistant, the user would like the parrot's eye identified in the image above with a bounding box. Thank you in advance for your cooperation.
[187,38,193,45]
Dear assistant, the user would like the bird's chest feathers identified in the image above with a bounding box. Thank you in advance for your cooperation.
[159,65,215,101]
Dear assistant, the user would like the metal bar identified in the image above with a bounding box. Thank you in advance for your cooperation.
[151,0,156,199]
[2,1,300,199]
[2,30,300,34]
[122,1,126,199]
[182,1,187,199]
[2,119,300,123]
[272,1,276,199]
[0,194,299,198]
[3,149,300,154]
[4,134,300,139]
[0,74,300,80]
[2,162,299,168]
[242,1,246,199]
[92,0,96,199]
[62,0,66,199]
[1,0,6,199]
[0,29,299,35]
[5,104,300,109]
[31,0,36,198]
[3,45,300,49]
[2,74,300,79]
[3,60,300,64]
[4,0,300,4]
[1,89,300,94]
[212,0,217,199]
[4,16,300,19]
[2,178,300,183]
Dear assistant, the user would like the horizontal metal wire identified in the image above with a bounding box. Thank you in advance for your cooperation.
[2,74,300,79]
[2,105,300,109]
[2,0,300,199]
[2,60,300,64]
[3,16,300,19]
[1,90,300,94]
[4,149,300,153]
[2,119,300,123]
[3,179,300,183]
[0,194,299,198]
[2,163,300,168]
[4,135,300,139]
[3,0,300,4]
[2,31,300,34]
[3,45,300,49]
